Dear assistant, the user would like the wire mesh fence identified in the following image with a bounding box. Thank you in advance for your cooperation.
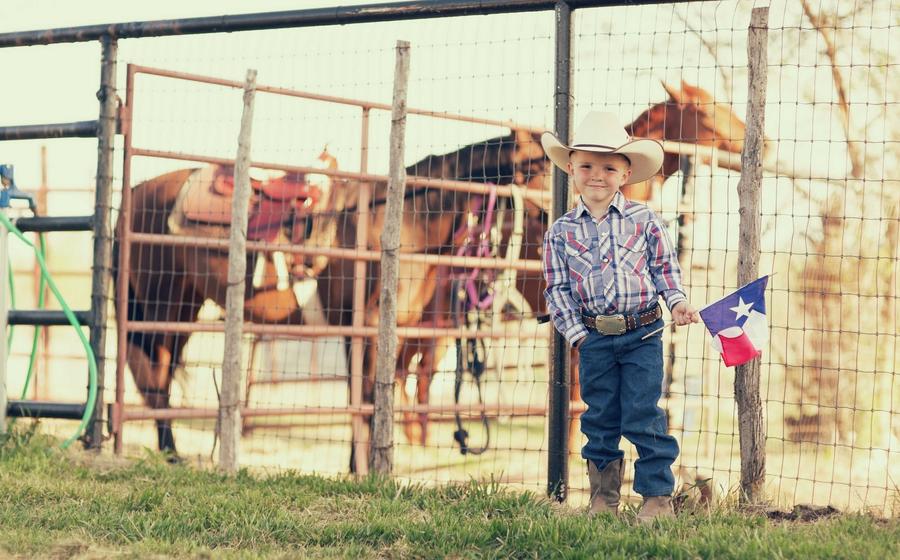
[1,0,897,516]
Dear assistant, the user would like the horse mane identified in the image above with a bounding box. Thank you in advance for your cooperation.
[344,132,520,216]
[405,132,518,185]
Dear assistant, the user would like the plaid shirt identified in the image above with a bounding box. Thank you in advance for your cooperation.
[542,191,686,346]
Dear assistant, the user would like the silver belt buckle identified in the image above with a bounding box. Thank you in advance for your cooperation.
[595,314,627,336]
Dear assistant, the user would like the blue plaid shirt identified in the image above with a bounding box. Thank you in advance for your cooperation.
[542,191,686,346]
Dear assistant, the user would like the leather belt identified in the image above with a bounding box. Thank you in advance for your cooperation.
[581,303,662,336]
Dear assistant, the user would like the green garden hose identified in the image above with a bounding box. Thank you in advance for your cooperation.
[6,255,14,349]
[18,233,47,400]
[1,213,96,449]
[6,232,48,431]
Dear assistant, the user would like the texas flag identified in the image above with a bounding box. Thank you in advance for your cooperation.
[698,276,769,367]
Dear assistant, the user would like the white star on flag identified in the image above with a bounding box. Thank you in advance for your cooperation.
[699,276,770,367]
[729,297,754,320]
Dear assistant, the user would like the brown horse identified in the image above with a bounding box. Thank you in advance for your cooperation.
[117,132,546,458]
[115,150,341,456]
[312,129,549,466]
[393,80,764,450]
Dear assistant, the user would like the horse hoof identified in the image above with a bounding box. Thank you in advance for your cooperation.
[163,452,184,465]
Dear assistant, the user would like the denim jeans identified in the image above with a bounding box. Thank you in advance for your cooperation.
[578,317,679,497]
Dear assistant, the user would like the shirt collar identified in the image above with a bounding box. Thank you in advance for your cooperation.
[574,191,627,220]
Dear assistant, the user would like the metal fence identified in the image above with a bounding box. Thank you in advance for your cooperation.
[1,0,896,515]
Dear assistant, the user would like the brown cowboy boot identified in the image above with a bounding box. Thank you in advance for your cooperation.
[587,459,624,516]
[636,495,675,523]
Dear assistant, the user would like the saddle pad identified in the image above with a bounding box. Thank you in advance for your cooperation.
[175,165,318,242]
[182,165,234,225]
[167,167,230,239]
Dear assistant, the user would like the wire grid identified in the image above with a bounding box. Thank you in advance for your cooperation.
[109,12,557,486]
[2,0,896,516]
[573,0,898,514]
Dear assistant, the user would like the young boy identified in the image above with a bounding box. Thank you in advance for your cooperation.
[541,112,700,522]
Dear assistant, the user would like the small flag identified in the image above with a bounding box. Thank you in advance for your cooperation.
[699,276,769,367]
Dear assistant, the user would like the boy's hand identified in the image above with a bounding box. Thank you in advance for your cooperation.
[671,301,701,326]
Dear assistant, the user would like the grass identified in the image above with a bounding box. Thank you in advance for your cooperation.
[1,426,898,559]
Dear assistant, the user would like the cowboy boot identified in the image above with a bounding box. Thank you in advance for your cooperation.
[636,495,675,523]
[587,459,624,516]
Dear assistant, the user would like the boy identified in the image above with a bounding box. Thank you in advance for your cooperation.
[541,112,699,522]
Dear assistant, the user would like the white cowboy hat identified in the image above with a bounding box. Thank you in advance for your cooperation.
[541,111,664,185]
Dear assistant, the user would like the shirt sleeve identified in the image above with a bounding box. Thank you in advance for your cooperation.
[646,215,687,311]
[542,229,589,346]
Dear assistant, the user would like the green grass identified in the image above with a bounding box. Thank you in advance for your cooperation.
[1,426,897,559]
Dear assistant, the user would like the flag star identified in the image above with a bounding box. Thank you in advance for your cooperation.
[730,297,754,320]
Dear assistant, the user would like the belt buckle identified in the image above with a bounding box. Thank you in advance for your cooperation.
[595,314,627,336]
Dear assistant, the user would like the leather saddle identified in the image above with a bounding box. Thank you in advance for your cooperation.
[180,164,320,242]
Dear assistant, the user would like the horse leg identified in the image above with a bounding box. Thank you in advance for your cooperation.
[396,337,422,445]
[126,335,178,455]
[362,260,436,452]
[414,337,441,446]
[395,335,439,447]
[125,280,204,458]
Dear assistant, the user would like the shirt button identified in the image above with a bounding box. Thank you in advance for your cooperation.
[602,257,609,263]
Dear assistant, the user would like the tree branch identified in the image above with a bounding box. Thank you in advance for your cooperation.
[800,0,865,178]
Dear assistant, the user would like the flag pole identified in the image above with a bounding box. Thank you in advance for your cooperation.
[641,320,674,340]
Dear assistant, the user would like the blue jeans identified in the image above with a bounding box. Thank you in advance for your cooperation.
[578,317,679,497]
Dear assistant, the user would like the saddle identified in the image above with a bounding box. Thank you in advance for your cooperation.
[180,164,320,242]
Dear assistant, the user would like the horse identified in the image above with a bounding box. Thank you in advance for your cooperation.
[312,129,549,467]
[391,80,765,452]
[114,149,342,457]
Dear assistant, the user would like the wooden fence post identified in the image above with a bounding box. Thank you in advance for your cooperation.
[371,40,410,474]
[219,68,257,473]
[735,7,768,504]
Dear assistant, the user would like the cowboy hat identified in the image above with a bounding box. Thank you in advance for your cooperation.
[540,112,664,185]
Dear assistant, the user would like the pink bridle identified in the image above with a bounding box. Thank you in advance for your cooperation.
[453,184,499,311]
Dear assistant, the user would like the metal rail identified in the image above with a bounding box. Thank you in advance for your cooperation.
[0,121,97,141]
[0,1,695,47]
[8,310,91,326]
[14,215,93,232]
[6,400,85,420]
[132,65,545,134]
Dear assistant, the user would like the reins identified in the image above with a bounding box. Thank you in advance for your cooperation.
[449,183,500,455]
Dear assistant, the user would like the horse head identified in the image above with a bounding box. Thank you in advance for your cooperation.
[639,80,769,173]
[291,146,343,278]
[623,80,768,202]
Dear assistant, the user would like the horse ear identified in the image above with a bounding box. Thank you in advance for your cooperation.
[680,80,713,104]
[318,144,338,169]
[661,81,688,107]
[513,129,544,162]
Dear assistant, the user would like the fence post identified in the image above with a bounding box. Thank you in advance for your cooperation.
[547,0,572,503]
[735,6,768,504]
[371,40,410,474]
[219,68,257,473]
[86,35,117,450]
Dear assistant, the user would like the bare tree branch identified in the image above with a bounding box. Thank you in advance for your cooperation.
[800,0,865,178]
[674,7,733,99]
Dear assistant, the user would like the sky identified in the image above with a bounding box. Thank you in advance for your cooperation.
[1,0,560,189]
[0,1,887,194]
